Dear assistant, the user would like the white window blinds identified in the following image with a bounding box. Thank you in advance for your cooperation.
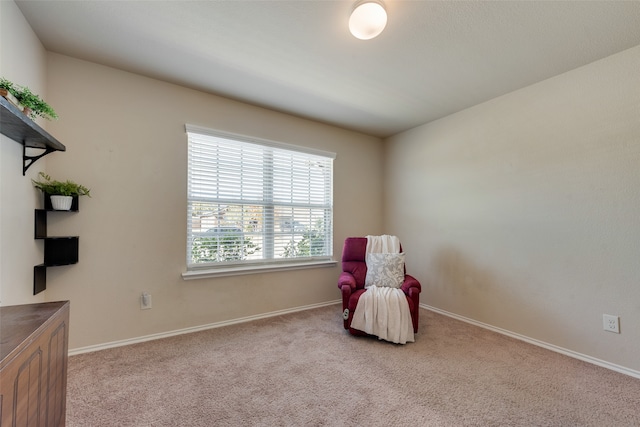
[186,125,335,270]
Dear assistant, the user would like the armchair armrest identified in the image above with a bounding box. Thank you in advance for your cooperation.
[401,274,421,295]
[402,274,421,333]
[338,272,356,328]
[338,272,357,291]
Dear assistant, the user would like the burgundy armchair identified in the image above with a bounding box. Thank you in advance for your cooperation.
[337,237,421,335]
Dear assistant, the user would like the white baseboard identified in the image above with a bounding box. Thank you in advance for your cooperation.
[421,304,640,380]
[69,300,341,356]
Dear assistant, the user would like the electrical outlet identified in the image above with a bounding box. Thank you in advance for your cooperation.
[140,292,152,310]
[603,314,619,333]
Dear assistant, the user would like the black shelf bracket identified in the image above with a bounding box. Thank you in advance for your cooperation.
[0,96,65,175]
[23,144,56,176]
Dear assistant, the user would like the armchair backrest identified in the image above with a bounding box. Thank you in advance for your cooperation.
[342,237,406,289]
[341,237,368,289]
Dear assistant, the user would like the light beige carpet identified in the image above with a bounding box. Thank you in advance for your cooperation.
[67,305,640,426]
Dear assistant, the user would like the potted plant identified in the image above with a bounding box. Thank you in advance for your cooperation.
[0,78,21,108]
[0,77,58,121]
[32,172,91,210]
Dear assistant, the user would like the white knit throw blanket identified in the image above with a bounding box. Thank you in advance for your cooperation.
[351,235,415,344]
[365,234,400,255]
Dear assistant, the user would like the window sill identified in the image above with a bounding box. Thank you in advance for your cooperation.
[182,259,338,280]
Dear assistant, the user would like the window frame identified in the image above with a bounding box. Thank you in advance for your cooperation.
[183,124,337,279]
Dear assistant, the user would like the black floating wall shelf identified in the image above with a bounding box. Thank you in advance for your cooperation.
[0,96,65,175]
[33,195,79,295]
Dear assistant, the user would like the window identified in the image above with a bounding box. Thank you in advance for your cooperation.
[185,125,335,276]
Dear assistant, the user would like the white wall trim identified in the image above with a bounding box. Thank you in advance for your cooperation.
[421,304,640,380]
[182,260,338,280]
[69,300,341,356]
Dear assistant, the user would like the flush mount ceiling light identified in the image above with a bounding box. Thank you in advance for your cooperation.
[349,0,387,40]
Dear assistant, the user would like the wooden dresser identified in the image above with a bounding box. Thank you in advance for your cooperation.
[0,301,70,427]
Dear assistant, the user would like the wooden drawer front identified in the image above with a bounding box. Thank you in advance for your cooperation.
[45,322,68,427]
[13,347,43,427]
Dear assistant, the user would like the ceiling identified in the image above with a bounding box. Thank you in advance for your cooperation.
[15,0,640,138]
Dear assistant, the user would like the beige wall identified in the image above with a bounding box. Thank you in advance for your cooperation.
[384,45,640,372]
[0,0,49,305]
[33,54,382,350]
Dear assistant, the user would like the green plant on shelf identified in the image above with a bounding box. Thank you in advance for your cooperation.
[0,77,58,121]
[32,172,91,197]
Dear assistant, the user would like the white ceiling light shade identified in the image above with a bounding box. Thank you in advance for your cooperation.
[349,1,388,40]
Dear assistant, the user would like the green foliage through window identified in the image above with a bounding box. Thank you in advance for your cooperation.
[191,233,259,263]
[282,220,326,258]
